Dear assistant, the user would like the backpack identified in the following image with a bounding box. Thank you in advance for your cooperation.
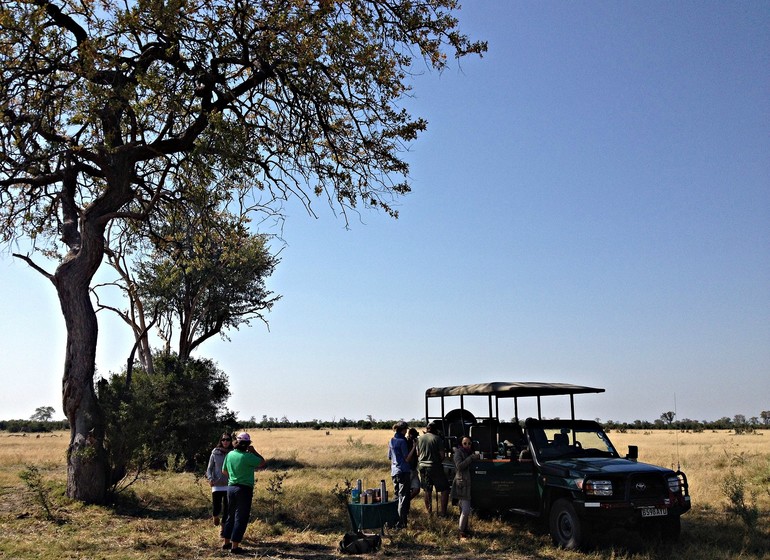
[338,531,382,554]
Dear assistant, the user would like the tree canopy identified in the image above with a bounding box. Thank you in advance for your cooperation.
[98,191,279,370]
[0,0,486,503]
[30,406,56,422]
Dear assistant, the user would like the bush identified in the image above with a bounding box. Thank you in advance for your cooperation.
[19,465,62,523]
[721,472,760,532]
[98,353,237,491]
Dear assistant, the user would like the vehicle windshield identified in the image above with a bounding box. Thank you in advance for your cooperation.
[529,425,618,460]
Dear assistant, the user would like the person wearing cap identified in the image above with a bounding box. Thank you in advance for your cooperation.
[416,421,450,515]
[221,432,267,554]
[388,421,412,528]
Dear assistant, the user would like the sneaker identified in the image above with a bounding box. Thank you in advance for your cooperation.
[230,547,245,555]
[221,543,232,550]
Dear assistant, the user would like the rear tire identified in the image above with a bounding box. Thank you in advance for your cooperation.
[549,498,585,550]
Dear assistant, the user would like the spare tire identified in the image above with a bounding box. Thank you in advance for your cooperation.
[443,408,476,437]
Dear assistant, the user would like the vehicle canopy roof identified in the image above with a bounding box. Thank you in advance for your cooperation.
[425,382,604,398]
[425,382,605,425]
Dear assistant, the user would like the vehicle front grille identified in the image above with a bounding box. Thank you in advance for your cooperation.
[620,474,667,501]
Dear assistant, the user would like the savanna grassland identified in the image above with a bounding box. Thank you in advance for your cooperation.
[0,428,768,560]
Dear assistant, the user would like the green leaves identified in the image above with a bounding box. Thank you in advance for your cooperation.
[133,200,279,360]
[1,2,485,502]
[100,352,234,482]
[2,0,486,244]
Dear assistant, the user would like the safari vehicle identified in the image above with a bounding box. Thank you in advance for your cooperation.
[425,382,691,549]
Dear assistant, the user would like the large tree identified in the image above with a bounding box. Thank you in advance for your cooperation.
[0,0,485,503]
[97,193,279,371]
[139,215,278,362]
[30,406,56,422]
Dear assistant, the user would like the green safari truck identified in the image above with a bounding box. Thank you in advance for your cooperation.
[425,382,691,549]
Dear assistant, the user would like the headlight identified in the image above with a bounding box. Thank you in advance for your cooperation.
[578,479,613,496]
[667,475,682,493]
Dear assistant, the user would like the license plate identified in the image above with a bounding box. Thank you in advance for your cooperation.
[640,507,668,518]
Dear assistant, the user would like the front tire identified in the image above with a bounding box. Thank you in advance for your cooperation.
[660,515,681,542]
[549,498,585,550]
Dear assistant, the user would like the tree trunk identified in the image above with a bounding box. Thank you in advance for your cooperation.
[57,269,108,502]
[53,153,137,502]
[56,228,110,503]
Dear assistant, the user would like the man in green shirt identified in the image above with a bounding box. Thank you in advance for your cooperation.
[417,421,449,515]
[221,432,267,554]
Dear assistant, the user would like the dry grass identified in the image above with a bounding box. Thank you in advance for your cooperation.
[610,429,770,511]
[0,432,66,488]
[0,428,768,559]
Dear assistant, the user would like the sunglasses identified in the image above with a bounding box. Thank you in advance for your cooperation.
[221,438,232,442]
[462,441,472,446]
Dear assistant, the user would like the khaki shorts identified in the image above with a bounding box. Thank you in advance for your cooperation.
[419,464,449,492]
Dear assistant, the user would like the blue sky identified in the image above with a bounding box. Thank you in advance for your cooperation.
[1,1,768,424]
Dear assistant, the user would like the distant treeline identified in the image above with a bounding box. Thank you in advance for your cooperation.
[236,415,768,433]
[603,419,762,433]
[0,420,70,433]
[237,417,416,431]
[2,415,767,434]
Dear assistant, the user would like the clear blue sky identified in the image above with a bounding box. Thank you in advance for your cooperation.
[2,1,768,424]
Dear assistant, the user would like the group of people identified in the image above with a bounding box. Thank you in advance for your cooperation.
[205,421,473,554]
[388,420,474,538]
[205,432,267,555]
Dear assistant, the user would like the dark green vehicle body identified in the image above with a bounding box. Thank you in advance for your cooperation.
[425,382,691,549]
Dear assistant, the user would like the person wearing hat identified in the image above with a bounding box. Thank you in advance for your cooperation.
[388,421,412,528]
[221,432,267,554]
[416,421,449,515]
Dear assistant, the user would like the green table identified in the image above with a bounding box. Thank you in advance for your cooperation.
[347,500,399,533]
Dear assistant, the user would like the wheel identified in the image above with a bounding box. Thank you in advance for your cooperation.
[549,498,585,550]
[660,515,681,542]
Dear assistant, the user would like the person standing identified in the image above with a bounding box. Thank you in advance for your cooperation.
[417,421,449,515]
[221,432,267,554]
[206,433,234,529]
[388,421,412,529]
[451,436,475,538]
[406,427,421,499]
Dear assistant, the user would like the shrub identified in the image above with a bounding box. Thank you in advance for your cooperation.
[19,465,61,523]
[98,353,236,492]
[721,472,760,532]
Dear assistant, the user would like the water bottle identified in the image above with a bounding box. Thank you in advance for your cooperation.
[351,487,360,503]
[380,479,387,503]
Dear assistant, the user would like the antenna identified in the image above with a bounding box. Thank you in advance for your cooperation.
[674,393,681,471]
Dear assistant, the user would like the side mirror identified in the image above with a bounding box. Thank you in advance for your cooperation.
[626,445,638,462]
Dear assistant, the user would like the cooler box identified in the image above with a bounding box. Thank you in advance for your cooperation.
[347,500,399,532]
